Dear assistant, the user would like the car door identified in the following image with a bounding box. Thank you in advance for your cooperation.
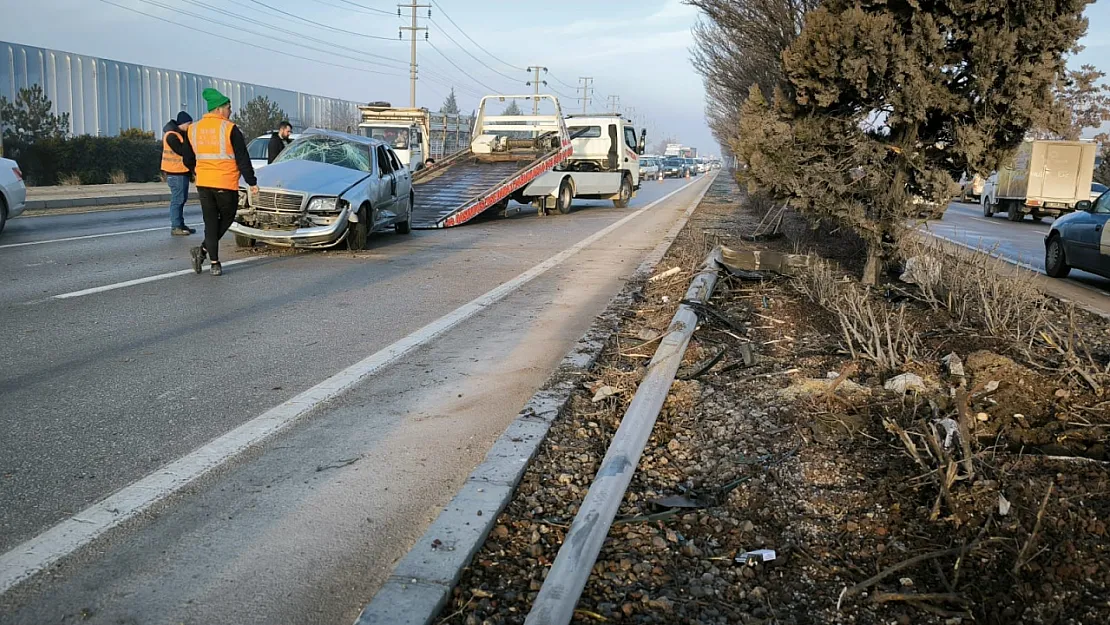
[374,145,397,227]
[622,125,639,186]
[387,147,411,219]
[1068,192,1110,271]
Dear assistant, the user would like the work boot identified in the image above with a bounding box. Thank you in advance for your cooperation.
[171,226,194,236]
[210,262,223,277]
[190,246,206,274]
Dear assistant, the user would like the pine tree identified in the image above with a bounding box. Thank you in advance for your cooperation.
[1054,63,1110,141]
[0,84,70,142]
[502,100,523,116]
[232,96,287,140]
[440,88,460,115]
[736,0,1093,284]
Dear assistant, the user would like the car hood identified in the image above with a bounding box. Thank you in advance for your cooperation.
[255,160,370,197]
[1053,211,1085,229]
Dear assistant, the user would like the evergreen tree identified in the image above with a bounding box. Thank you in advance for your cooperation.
[502,100,523,116]
[735,0,1092,283]
[232,96,287,140]
[440,88,460,115]
[0,84,70,142]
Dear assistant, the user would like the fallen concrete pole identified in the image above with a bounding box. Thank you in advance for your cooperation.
[524,246,724,625]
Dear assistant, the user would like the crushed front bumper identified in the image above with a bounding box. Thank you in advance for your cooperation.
[230,207,351,249]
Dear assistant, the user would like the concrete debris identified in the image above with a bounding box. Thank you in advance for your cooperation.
[942,352,966,377]
[899,255,942,288]
[591,385,618,403]
[999,493,1012,516]
[884,373,926,394]
[936,417,959,449]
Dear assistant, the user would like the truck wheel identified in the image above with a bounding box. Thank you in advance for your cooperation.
[234,233,255,248]
[982,196,993,217]
[613,175,633,208]
[1045,235,1071,278]
[1007,201,1024,222]
[348,205,369,250]
[556,178,573,215]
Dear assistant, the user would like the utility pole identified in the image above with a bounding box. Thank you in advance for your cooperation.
[576,77,594,114]
[607,95,620,114]
[526,65,547,115]
[398,1,430,108]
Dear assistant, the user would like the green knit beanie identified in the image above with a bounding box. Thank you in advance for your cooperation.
[202,88,230,112]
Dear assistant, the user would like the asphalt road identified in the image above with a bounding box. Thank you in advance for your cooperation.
[0,174,714,624]
[924,201,1110,293]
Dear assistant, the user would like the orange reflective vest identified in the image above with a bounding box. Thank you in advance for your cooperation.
[188,114,240,190]
[161,130,189,174]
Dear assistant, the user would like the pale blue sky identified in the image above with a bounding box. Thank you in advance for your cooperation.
[3,1,1109,151]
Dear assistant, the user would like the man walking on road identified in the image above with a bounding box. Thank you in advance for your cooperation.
[267,121,293,164]
[188,88,258,277]
[162,111,196,236]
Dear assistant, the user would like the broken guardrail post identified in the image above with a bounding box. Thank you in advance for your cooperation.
[524,247,724,625]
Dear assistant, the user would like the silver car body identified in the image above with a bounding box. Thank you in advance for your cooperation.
[231,129,413,249]
[0,156,28,233]
[639,156,661,180]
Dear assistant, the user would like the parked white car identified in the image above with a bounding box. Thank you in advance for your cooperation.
[0,157,28,234]
[246,132,303,171]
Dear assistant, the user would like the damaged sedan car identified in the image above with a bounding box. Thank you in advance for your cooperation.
[230,129,413,250]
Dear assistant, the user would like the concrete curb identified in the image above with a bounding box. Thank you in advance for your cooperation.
[25,191,198,210]
[353,172,720,625]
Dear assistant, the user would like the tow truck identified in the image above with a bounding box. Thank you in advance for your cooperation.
[357,102,473,171]
[518,113,646,212]
[409,94,571,229]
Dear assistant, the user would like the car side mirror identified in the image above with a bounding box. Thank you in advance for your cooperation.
[1077,200,1093,212]
[637,129,647,155]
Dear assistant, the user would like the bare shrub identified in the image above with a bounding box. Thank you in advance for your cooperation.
[109,169,127,184]
[58,172,82,186]
[795,258,919,372]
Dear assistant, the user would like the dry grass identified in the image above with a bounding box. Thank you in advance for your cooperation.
[794,257,919,372]
[58,173,82,186]
[109,169,128,184]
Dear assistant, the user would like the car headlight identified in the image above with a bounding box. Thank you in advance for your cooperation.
[307,196,340,213]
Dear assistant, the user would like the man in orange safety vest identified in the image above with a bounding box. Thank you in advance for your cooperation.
[161,111,196,236]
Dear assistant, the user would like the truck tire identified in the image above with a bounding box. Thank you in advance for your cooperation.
[982,195,993,217]
[613,175,633,209]
[234,233,255,248]
[348,205,369,251]
[1007,200,1024,222]
[1045,235,1071,278]
[555,178,573,215]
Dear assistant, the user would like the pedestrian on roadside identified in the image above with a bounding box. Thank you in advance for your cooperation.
[267,120,293,164]
[187,88,258,277]
[162,111,196,236]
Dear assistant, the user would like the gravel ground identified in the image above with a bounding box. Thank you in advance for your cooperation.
[435,173,1110,625]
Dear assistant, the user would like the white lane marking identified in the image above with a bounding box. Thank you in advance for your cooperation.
[0,223,203,250]
[0,175,711,596]
[52,257,262,299]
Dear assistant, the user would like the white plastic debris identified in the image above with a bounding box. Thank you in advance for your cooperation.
[900,577,915,588]
[591,386,618,403]
[899,255,941,288]
[999,493,1012,516]
[942,353,965,377]
[983,380,1000,393]
[649,267,681,282]
[936,417,959,449]
[976,412,990,422]
[735,549,776,566]
[884,373,926,394]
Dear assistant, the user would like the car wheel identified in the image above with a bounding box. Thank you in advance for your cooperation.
[0,198,7,235]
[234,233,255,248]
[395,193,413,234]
[348,204,369,250]
[613,175,633,208]
[1007,201,1024,222]
[1045,235,1071,278]
[556,178,573,214]
[982,195,993,217]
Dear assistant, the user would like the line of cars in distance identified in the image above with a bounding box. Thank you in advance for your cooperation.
[638,155,718,180]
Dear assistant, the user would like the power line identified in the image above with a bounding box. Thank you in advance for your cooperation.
[310,0,395,16]
[428,0,526,72]
[429,19,520,85]
[547,72,578,90]
[133,0,406,73]
[178,0,408,68]
[427,39,497,94]
[96,0,406,78]
[235,0,398,41]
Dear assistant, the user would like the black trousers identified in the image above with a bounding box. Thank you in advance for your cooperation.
[197,187,238,263]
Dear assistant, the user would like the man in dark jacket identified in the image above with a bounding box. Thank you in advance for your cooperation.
[267,121,293,164]
[161,111,197,235]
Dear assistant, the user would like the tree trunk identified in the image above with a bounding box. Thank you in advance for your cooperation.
[862,243,882,286]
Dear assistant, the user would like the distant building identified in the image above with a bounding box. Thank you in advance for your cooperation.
[0,40,361,137]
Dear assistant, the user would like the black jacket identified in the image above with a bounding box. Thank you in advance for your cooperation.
[267,132,291,164]
[162,121,196,174]
[230,125,258,187]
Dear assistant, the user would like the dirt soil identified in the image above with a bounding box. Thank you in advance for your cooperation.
[435,174,1110,625]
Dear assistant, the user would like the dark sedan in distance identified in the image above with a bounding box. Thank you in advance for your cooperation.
[661,157,688,178]
[1045,189,1110,278]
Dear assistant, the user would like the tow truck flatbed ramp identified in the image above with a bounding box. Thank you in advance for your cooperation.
[409,94,571,229]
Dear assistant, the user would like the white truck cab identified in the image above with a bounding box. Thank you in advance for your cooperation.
[357,102,474,172]
[522,113,646,212]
